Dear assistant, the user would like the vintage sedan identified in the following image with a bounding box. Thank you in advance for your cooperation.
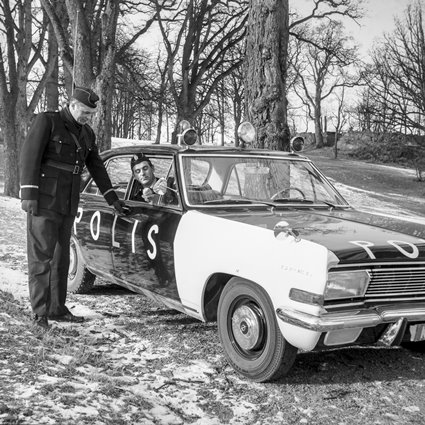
[69,126,425,382]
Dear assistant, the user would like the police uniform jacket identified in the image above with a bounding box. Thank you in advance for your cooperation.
[20,107,118,216]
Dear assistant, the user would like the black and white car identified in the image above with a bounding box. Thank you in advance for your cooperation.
[69,124,425,382]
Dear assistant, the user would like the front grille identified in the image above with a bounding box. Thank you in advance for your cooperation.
[366,266,425,298]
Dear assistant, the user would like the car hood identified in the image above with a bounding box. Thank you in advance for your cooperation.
[210,208,425,264]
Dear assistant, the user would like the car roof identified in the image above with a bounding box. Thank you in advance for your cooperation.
[100,143,309,160]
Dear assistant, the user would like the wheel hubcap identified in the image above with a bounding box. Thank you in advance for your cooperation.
[231,304,264,351]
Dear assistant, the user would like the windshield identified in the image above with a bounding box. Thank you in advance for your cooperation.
[180,154,348,207]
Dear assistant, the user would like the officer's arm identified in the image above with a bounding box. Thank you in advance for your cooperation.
[85,145,120,206]
[19,113,51,201]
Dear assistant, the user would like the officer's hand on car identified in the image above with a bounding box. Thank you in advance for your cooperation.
[21,200,38,216]
[113,199,131,215]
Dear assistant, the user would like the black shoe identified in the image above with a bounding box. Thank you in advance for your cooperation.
[49,311,84,323]
[33,315,50,330]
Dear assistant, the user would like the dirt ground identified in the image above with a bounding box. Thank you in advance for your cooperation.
[1,146,425,424]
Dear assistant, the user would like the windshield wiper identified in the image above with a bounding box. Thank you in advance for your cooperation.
[273,198,344,209]
[272,198,314,204]
[202,199,276,207]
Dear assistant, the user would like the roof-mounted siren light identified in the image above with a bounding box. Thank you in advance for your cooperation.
[290,135,305,153]
[237,121,256,148]
[177,120,198,146]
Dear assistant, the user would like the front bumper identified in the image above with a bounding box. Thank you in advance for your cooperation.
[276,302,425,332]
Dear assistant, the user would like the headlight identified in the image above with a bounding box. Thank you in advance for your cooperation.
[324,270,370,301]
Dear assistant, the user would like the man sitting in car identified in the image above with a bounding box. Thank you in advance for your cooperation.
[130,153,174,204]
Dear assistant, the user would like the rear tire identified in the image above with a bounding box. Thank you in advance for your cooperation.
[217,277,297,382]
[68,235,96,294]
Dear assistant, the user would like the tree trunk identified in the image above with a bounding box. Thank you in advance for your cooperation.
[334,132,338,159]
[314,103,324,148]
[172,99,195,144]
[66,0,119,152]
[245,0,290,150]
[155,101,163,144]
[45,22,59,111]
[2,105,19,196]
[94,71,115,151]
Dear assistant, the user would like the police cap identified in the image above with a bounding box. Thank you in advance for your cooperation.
[72,86,99,109]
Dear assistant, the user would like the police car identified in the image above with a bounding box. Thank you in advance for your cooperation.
[69,122,425,382]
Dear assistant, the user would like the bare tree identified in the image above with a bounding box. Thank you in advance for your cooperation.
[153,0,248,143]
[0,0,56,197]
[365,1,425,134]
[245,0,363,151]
[154,52,171,144]
[40,0,159,150]
[331,86,349,158]
[293,20,358,148]
[228,64,244,147]
[245,0,290,150]
[111,46,159,140]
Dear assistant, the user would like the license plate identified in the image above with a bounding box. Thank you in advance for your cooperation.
[409,324,425,342]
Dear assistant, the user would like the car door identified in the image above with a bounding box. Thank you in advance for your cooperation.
[75,154,133,279]
[111,156,183,300]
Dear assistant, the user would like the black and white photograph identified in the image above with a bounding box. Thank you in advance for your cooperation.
[1,0,425,424]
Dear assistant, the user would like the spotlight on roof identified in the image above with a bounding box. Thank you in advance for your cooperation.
[290,136,305,153]
[237,122,256,147]
[177,121,198,146]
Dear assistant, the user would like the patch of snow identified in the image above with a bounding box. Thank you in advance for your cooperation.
[49,354,74,365]
[168,359,216,381]
[0,266,28,300]
[111,137,156,148]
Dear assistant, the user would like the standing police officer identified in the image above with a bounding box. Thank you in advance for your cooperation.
[20,86,125,330]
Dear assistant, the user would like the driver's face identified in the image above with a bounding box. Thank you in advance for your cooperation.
[70,102,96,125]
[133,161,155,187]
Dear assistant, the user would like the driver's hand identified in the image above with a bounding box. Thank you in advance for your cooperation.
[142,188,155,203]
[153,178,167,196]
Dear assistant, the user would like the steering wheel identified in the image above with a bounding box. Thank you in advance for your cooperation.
[271,187,306,200]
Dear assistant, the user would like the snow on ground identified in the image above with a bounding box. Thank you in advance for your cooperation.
[111,137,156,147]
[332,181,425,224]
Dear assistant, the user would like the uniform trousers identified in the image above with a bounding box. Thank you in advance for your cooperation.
[26,209,74,317]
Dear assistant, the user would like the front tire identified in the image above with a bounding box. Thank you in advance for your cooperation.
[68,235,96,294]
[217,278,297,382]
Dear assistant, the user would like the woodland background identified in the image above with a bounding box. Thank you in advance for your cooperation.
[1,0,425,199]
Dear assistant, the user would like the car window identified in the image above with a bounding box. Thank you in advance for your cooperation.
[158,162,181,207]
[83,156,133,199]
[128,156,180,207]
[182,158,211,186]
[181,155,347,206]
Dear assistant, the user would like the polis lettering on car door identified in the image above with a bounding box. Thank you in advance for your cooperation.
[84,209,159,260]
[73,207,83,234]
[147,224,159,260]
[349,240,424,260]
[90,211,101,241]
[127,219,158,260]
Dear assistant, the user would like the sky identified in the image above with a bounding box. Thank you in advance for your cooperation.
[296,0,411,57]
